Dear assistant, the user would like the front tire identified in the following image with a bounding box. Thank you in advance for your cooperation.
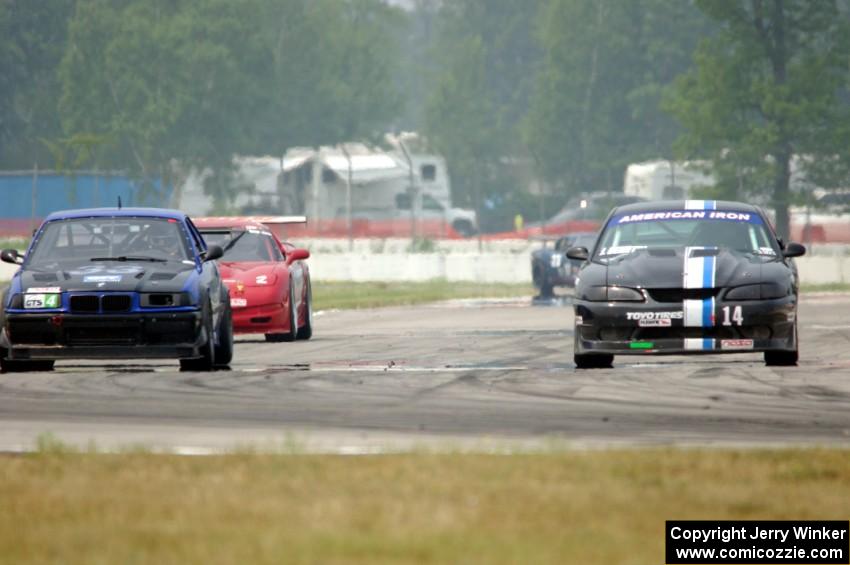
[265,282,297,343]
[180,305,216,371]
[765,325,799,366]
[573,327,613,369]
[574,353,614,369]
[214,303,234,366]
[452,220,476,237]
[0,356,55,373]
[297,280,313,340]
[532,265,554,298]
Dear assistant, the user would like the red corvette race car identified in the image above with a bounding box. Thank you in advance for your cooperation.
[194,217,313,342]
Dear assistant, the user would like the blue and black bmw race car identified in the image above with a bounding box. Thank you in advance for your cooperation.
[0,208,233,372]
[567,200,806,369]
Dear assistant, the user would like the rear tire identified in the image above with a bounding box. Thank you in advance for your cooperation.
[574,353,614,369]
[265,282,297,343]
[297,281,313,340]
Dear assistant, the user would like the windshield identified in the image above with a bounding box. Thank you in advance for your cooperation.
[201,230,282,262]
[27,217,192,268]
[594,209,779,260]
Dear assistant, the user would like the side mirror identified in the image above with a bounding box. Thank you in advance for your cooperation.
[782,242,806,258]
[566,246,589,261]
[203,245,224,262]
[0,249,22,265]
[286,248,310,264]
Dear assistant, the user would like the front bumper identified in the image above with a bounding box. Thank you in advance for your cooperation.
[230,302,289,334]
[1,311,207,360]
[575,296,797,355]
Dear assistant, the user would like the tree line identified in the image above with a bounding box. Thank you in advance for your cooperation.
[2,0,848,235]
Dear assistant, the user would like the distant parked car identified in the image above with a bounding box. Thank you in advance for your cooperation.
[531,232,597,297]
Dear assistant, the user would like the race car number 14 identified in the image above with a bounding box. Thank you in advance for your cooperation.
[721,305,744,326]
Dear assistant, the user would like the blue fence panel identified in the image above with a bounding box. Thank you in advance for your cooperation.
[0,173,172,219]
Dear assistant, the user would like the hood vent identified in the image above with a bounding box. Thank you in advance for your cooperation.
[32,273,59,282]
[648,288,720,303]
[150,272,177,281]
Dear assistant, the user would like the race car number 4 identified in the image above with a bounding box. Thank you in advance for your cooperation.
[24,293,60,309]
[230,297,248,308]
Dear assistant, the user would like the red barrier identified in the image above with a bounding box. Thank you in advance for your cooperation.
[2,216,849,243]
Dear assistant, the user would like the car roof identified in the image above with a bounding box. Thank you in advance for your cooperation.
[44,207,187,222]
[612,200,762,215]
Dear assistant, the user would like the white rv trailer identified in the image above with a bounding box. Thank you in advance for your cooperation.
[623,160,715,201]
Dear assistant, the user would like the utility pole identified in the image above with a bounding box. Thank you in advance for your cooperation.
[311,150,322,235]
[31,163,39,234]
[397,138,418,242]
[341,144,354,251]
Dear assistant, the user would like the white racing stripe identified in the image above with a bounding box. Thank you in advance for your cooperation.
[685,199,717,211]
[680,200,718,350]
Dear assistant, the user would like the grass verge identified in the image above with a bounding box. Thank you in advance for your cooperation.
[0,237,29,251]
[1,448,848,564]
[313,280,533,310]
[800,282,850,293]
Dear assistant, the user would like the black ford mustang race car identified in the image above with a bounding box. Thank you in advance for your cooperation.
[567,200,806,369]
[0,208,233,372]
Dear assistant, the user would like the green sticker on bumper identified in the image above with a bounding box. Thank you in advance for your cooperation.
[24,293,60,309]
[629,341,654,350]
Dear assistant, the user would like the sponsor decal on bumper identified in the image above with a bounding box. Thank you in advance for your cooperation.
[721,338,754,350]
[638,318,671,327]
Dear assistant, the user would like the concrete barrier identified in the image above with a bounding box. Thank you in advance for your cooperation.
[1,244,848,285]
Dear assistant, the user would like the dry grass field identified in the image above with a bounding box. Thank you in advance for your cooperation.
[1,448,849,564]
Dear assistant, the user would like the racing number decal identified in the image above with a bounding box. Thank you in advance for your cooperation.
[721,305,744,326]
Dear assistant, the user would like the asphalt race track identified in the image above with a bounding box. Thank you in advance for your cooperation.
[1,294,849,453]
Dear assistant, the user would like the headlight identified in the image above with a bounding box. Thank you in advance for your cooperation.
[725,285,760,300]
[140,292,192,307]
[759,282,789,299]
[726,283,789,301]
[607,286,644,301]
[581,286,644,302]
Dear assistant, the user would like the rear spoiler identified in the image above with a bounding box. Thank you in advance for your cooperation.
[249,216,307,226]
[196,216,307,229]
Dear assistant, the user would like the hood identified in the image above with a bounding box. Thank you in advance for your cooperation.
[597,248,776,289]
[219,261,283,287]
[18,262,197,293]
